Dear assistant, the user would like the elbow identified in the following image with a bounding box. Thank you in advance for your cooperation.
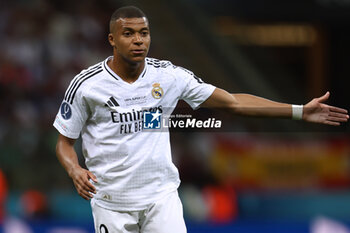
[217,101,241,115]
[55,134,68,157]
[55,142,60,156]
[229,103,244,115]
[55,139,63,159]
[225,95,241,114]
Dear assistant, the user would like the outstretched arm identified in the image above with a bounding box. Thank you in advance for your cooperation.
[56,134,98,200]
[201,88,348,126]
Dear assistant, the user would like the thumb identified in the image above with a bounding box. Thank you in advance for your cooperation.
[87,171,98,183]
[317,91,330,103]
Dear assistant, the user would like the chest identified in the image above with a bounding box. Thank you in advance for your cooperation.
[86,76,179,121]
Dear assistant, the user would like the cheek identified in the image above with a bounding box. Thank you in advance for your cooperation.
[145,37,151,47]
[116,39,130,50]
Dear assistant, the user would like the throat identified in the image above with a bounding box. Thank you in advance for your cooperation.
[123,68,142,83]
[108,58,145,84]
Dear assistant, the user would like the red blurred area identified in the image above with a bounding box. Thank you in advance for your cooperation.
[0,169,8,223]
[20,190,48,219]
[203,185,238,223]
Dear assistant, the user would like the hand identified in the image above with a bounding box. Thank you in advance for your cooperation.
[303,92,349,126]
[69,166,98,200]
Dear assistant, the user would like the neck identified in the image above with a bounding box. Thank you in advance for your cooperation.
[108,55,145,83]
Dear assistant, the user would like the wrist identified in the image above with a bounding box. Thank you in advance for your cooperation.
[67,164,82,178]
[292,104,303,120]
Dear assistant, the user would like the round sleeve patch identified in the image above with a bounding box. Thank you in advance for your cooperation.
[60,102,72,120]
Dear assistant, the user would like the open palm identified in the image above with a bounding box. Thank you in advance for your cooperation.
[303,92,349,126]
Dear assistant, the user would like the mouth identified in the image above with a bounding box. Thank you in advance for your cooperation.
[131,49,146,55]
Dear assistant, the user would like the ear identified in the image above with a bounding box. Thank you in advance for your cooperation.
[108,33,115,47]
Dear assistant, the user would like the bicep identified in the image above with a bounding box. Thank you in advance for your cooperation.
[201,88,238,109]
[56,133,76,153]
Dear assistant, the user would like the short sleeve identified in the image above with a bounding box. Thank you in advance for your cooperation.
[53,88,89,139]
[176,67,216,110]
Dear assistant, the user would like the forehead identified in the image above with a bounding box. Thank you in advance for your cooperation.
[116,17,149,30]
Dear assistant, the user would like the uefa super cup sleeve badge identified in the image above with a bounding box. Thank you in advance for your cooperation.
[151,83,164,99]
[60,102,72,120]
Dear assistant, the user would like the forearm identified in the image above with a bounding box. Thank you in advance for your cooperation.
[55,134,97,200]
[202,88,294,118]
[55,135,80,177]
[232,94,292,118]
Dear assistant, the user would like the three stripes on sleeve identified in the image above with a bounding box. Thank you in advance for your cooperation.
[64,63,103,104]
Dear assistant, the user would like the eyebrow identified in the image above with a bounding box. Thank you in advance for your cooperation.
[123,27,149,31]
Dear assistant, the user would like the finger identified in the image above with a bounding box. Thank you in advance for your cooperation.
[317,91,330,103]
[88,171,98,183]
[81,189,94,199]
[77,177,95,193]
[84,179,96,193]
[329,111,349,118]
[329,106,349,114]
[327,116,349,122]
[75,176,95,194]
[323,120,340,126]
[80,191,93,200]
[329,113,349,122]
[77,184,94,199]
[75,183,93,200]
[79,190,91,200]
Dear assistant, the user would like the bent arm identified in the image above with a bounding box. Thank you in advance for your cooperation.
[56,134,97,200]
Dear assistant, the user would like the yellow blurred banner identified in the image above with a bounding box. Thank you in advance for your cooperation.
[211,137,350,190]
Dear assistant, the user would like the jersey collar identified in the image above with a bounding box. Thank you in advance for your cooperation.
[103,56,147,83]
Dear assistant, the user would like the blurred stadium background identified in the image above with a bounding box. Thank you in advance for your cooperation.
[1,0,350,232]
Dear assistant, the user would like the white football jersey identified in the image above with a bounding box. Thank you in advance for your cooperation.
[53,56,215,211]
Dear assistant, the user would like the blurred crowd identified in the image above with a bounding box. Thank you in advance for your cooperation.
[0,0,118,191]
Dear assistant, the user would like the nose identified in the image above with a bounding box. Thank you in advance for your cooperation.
[133,33,143,44]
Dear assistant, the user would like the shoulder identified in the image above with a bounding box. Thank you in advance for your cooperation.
[78,61,104,79]
[64,60,105,104]
[146,57,173,69]
[145,57,194,77]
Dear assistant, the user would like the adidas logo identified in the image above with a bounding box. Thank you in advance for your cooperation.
[105,97,120,108]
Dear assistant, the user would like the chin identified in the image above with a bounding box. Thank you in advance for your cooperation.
[121,54,147,65]
[129,56,146,64]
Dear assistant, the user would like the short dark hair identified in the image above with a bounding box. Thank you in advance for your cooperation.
[109,6,147,32]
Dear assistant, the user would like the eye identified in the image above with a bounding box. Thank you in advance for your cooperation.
[141,31,149,36]
[123,31,132,37]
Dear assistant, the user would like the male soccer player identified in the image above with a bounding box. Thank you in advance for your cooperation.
[53,6,348,233]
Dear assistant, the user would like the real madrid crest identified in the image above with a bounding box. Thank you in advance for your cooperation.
[151,83,164,99]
